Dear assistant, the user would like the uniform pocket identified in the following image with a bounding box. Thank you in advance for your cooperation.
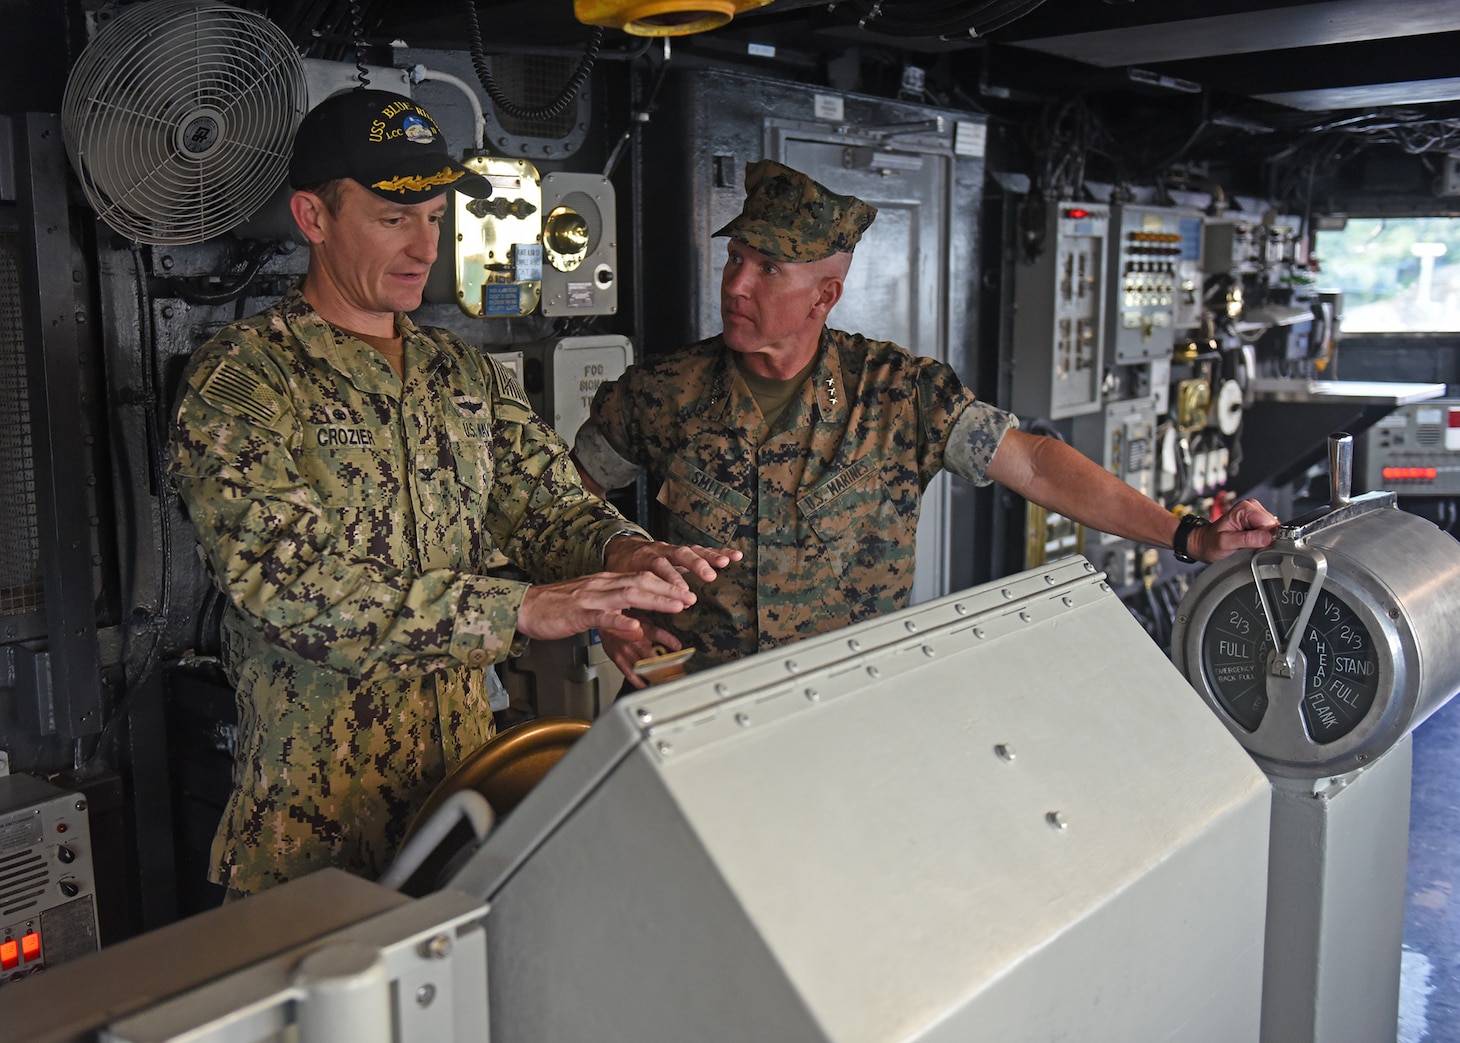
[297,424,395,508]
[799,459,898,546]
[657,456,751,546]
[442,408,493,496]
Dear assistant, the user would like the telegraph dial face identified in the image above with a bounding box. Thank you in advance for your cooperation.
[1197,567,1382,745]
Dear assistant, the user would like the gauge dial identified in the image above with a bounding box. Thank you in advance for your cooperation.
[1199,577,1381,743]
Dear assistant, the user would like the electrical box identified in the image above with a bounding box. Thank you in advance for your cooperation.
[1107,204,1200,364]
[1203,219,1260,275]
[0,774,100,986]
[1172,212,1206,330]
[1010,202,1109,419]
[1069,396,1157,573]
[1356,398,1460,496]
[539,172,618,317]
[450,157,543,318]
[1072,395,1159,505]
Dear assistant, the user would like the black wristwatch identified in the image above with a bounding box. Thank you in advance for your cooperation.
[1172,513,1210,564]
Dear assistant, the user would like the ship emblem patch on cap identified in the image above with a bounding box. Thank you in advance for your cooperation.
[402,114,435,144]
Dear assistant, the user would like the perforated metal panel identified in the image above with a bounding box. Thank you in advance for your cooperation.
[481,55,590,158]
[0,228,42,617]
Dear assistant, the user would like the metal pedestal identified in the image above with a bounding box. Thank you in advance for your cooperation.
[1262,737,1412,1043]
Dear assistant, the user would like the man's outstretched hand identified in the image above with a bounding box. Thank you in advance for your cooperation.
[604,535,742,586]
[516,571,696,643]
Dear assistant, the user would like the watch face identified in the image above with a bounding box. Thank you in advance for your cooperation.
[1198,577,1381,743]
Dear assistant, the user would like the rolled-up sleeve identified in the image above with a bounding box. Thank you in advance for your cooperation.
[944,400,1020,486]
[573,418,643,491]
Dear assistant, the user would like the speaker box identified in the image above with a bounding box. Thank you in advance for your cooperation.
[540,172,618,317]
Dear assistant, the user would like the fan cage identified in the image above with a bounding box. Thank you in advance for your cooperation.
[62,0,306,245]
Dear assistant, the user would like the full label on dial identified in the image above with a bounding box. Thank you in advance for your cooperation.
[1200,579,1380,742]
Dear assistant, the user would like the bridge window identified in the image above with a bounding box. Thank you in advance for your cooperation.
[1316,217,1460,333]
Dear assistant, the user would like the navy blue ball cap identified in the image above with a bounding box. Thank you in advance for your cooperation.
[289,88,492,203]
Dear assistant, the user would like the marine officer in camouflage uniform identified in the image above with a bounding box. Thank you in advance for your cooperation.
[170,89,738,896]
[574,159,1277,675]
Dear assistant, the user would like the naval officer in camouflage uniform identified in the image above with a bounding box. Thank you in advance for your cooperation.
[574,160,1278,674]
[170,90,737,896]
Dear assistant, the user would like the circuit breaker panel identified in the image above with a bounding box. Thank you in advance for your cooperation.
[1011,203,1109,419]
[1072,397,1158,534]
[1107,204,1201,364]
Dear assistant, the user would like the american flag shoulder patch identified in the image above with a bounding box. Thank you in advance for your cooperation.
[197,359,287,428]
[487,354,531,409]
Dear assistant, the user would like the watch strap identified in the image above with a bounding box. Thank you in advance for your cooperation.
[1172,513,1209,564]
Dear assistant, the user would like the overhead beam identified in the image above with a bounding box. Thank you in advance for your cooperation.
[1011,0,1460,68]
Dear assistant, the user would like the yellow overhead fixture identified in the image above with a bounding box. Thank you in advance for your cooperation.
[575,0,773,36]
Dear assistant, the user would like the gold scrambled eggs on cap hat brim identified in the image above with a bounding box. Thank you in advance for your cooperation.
[289,88,492,203]
[713,159,876,262]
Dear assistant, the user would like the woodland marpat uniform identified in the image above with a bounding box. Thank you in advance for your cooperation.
[576,327,1018,666]
[171,284,644,893]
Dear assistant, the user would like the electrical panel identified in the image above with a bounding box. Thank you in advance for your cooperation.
[1171,213,1206,330]
[1357,399,1460,496]
[450,157,543,318]
[540,173,618,317]
[1010,202,1109,419]
[1107,205,1200,364]
[1203,219,1260,275]
[1072,396,1158,544]
[0,774,100,986]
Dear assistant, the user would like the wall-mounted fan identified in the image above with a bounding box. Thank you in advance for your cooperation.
[61,0,306,246]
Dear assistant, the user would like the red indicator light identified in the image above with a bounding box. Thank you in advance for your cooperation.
[20,932,40,962]
[1066,208,1090,219]
[0,939,18,970]
[1382,467,1437,481]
